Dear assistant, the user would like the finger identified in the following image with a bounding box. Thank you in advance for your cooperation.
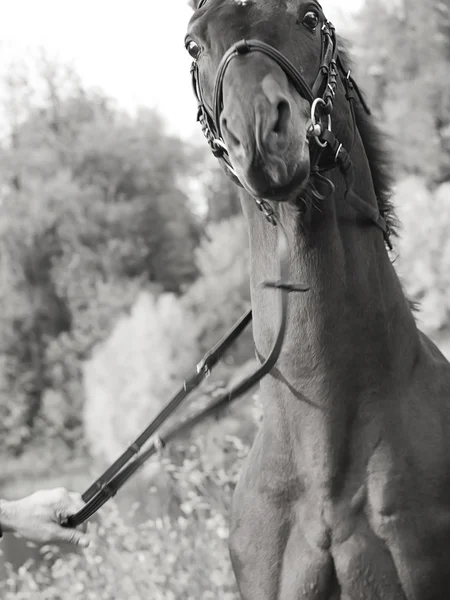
[78,521,88,534]
[61,520,89,534]
[57,492,85,522]
[52,525,90,548]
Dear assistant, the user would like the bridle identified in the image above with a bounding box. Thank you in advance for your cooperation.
[191,2,392,247]
[63,2,393,530]
[192,24,335,177]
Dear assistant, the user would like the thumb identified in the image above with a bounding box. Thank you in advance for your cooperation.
[53,525,90,548]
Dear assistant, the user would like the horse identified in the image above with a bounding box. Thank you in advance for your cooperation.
[185,1,450,598]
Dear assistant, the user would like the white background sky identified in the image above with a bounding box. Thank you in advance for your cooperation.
[0,0,363,140]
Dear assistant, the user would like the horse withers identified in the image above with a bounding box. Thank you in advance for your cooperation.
[186,1,450,598]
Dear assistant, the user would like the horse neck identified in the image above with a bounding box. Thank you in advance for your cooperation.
[239,134,420,484]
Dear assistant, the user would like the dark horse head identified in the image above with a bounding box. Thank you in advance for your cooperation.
[186,0,379,210]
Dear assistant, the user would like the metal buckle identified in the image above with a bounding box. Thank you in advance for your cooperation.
[308,98,332,148]
[211,138,228,153]
[211,139,240,179]
[196,359,211,378]
[327,82,336,98]
[255,199,277,226]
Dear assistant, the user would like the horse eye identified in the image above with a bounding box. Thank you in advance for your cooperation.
[302,10,320,31]
[186,40,201,60]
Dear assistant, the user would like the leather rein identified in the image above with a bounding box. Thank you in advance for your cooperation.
[66,224,309,528]
[66,5,391,528]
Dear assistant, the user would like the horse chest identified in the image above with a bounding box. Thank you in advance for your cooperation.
[229,430,372,599]
[230,484,373,599]
[232,474,366,551]
[230,467,407,600]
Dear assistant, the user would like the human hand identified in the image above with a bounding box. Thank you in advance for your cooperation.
[0,487,90,547]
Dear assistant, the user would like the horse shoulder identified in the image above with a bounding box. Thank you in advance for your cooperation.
[363,337,450,595]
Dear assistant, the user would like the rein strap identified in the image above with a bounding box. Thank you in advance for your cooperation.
[65,224,309,528]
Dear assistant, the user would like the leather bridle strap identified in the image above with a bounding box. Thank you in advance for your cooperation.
[211,31,338,156]
[337,55,371,116]
[63,309,251,526]
[314,128,392,248]
[191,61,243,185]
[312,22,337,103]
[213,39,316,134]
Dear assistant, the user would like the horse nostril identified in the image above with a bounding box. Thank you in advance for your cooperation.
[273,100,291,136]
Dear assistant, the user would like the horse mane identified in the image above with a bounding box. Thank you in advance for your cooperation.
[335,40,425,314]
[337,40,399,239]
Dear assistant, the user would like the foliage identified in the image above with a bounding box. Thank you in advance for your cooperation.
[354,0,450,182]
[0,437,247,600]
[0,185,71,453]
[183,216,252,358]
[0,55,202,456]
[395,177,450,335]
[83,291,200,465]
[82,216,253,471]
[203,164,242,224]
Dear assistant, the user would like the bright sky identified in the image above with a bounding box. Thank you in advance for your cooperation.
[0,0,363,140]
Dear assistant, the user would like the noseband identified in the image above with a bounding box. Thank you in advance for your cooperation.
[190,6,392,248]
[191,22,338,181]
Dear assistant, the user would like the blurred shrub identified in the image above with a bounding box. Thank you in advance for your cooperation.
[395,177,450,335]
[82,215,254,472]
[0,57,202,456]
[183,215,252,360]
[354,0,450,183]
[83,291,199,465]
[203,164,242,224]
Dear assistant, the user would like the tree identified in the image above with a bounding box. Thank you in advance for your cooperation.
[0,189,71,453]
[183,216,252,359]
[204,164,242,224]
[354,0,450,182]
[0,54,203,455]
[395,177,450,337]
